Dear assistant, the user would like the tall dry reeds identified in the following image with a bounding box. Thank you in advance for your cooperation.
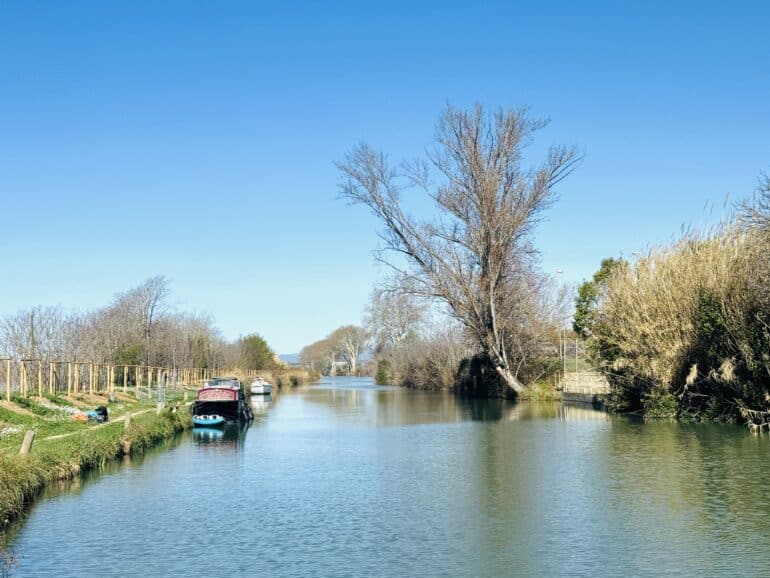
[592,225,770,422]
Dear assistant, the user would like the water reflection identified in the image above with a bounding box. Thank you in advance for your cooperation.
[0,434,186,578]
[192,421,249,448]
[293,378,612,428]
[5,377,770,577]
[250,393,272,415]
[298,380,524,426]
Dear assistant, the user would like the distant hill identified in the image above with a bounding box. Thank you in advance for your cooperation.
[280,353,299,365]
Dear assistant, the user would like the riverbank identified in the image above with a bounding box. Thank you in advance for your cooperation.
[7,378,767,577]
[0,392,191,527]
[249,368,321,388]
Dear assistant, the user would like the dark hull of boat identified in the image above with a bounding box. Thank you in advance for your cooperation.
[190,400,253,422]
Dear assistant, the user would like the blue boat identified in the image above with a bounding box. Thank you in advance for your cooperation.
[192,414,226,427]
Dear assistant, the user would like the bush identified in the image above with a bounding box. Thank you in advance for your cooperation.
[589,227,770,422]
[374,360,390,385]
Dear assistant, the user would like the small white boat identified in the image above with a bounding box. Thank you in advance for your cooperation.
[250,376,273,395]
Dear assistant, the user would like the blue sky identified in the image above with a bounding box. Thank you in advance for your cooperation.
[1,1,769,353]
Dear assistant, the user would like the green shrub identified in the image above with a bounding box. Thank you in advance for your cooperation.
[642,388,678,419]
[374,360,390,385]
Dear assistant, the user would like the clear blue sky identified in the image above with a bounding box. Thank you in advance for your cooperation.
[1,1,769,353]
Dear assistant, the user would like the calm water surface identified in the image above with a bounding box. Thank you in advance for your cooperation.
[2,376,769,577]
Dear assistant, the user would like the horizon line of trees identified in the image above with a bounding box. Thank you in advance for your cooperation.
[299,325,370,375]
[0,275,281,373]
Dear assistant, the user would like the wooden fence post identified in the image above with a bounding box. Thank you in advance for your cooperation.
[124,412,132,431]
[4,358,10,401]
[19,430,35,456]
[123,365,128,394]
[20,360,26,397]
[89,363,94,395]
[37,360,43,397]
[49,362,55,395]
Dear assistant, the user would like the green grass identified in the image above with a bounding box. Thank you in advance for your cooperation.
[0,407,89,449]
[521,381,562,402]
[9,394,66,418]
[0,404,190,526]
[0,388,194,526]
[42,392,73,406]
[0,389,175,452]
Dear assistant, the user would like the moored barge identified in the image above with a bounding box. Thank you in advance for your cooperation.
[190,377,253,425]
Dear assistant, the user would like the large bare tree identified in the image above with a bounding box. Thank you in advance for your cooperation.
[337,104,580,393]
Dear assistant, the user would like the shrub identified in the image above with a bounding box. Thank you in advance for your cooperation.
[589,227,770,423]
[374,360,390,385]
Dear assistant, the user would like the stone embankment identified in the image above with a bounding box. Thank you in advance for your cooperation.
[560,371,610,404]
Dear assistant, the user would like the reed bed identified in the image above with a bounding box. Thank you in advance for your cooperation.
[244,368,320,388]
[592,226,770,423]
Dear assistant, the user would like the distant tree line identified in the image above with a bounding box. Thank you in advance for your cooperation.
[299,325,370,375]
[0,275,280,373]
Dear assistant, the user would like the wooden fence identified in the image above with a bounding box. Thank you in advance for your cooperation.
[0,357,263,401]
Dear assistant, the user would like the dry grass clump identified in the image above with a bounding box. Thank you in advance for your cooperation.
[593,226,770,422]
[253,368,320,388]
[375,325,472,392]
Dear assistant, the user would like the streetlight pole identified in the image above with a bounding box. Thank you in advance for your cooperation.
[556,269,565,381]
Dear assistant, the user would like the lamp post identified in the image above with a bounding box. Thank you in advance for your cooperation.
[556,269,565,381]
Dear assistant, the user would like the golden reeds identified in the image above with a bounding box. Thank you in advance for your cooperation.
[593,224,770,420]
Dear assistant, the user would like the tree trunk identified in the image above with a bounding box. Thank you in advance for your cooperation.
[495,366,525,394]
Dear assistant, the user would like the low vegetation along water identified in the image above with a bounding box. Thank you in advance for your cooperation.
[1,376,769,577]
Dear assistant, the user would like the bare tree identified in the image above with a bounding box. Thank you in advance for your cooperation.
[299,337,339,373]
[0,305,71,360]
[0,276,241,374]
[337,104,580,393]
[740,170,770,232]
[329,325,369,374]
[365,287,425,353]
[111,275,170,365]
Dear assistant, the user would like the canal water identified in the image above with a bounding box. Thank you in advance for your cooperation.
[2,376,770,577]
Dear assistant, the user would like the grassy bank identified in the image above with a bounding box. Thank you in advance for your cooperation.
[0,393,190,527]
